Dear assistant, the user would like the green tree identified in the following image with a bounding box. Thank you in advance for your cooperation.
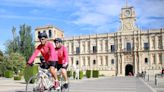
[0,50,4,76]
[0,50,3,62]
[12,27,19,52]
[6,53,26,74]
[5,24,34,61]
[19,24,34,61]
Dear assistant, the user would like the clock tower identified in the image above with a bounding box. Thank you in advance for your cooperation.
[119,5,137,32]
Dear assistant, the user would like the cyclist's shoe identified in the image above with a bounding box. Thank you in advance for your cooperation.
[54,81,60,90]
[63,83,69,89]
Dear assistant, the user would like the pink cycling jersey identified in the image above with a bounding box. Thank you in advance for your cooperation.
[55,45,68,64]
[28,41,57,64]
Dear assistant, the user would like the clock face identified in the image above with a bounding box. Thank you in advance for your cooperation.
[125,10,131,16]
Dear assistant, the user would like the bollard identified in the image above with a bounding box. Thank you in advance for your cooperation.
[155,74,158,86]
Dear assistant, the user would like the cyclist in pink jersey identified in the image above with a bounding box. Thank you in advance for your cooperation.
[54,38,69,89]
[27,32,60,89]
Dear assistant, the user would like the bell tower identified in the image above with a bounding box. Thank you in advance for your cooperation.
[119,1,137,32]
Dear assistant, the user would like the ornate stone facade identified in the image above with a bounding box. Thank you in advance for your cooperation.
[63,6,164,76]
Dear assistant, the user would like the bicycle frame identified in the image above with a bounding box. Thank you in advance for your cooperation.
[26,63,69,92]
[26,65,53,92]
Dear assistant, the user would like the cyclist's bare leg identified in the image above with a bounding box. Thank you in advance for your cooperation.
[49,66,58,81]
[61,68,68,82]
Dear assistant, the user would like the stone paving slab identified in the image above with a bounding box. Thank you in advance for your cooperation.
[143,75,164,92]
[0,76,162,92]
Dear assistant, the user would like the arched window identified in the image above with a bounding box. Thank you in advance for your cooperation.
[76,60,79,65]
[145,58,148,64]
[49,30,52,38]
[93,60,96,65]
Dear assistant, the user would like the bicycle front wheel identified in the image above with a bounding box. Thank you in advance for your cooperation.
[26,75,45,92]
[60,77,70,92]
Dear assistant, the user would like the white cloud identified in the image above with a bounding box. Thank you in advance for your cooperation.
[0,0,164,34]
[71,0,123,27]
[72,12,108,26]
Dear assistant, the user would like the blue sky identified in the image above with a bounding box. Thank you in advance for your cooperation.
[0,0,164,52]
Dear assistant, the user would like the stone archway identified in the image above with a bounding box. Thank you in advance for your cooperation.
[125,64,133,76]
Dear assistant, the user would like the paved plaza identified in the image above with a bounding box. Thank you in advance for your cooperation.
[0,76,163,92]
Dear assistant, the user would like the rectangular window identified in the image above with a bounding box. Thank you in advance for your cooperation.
[76,47,80,54]
[111,45,115,52]
[93,46,97,53]
[127,42,131,51]
[111,59,114,64]
[144,43,149,50]
[49,30,52,38]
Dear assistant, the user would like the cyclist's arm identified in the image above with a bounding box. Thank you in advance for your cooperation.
[27,48,40,64]
[63,46,68,64]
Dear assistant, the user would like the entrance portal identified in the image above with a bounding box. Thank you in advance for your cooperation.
[125,64,133,76]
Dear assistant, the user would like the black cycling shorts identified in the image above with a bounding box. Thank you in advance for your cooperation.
[40,61,68,70]
[40,61,57,69]
[47,61,57,68]
[57,64,68,71]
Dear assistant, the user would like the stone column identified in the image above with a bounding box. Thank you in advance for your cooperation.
[79,39,82,54]
[85,41,87,53]
[120,53,124,76]
[69,42,71,54]
[155,36,158,50]
[97,40,99,53]
[162,29,164,67]
[134,52,138,75]
[117,53,121,76]
[162,53,164,68]
[102,40,105,52]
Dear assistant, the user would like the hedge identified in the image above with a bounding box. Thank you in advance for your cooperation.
[73,71,76,79]
[86,70,92,78]
[79,71,83,79]
[24,65,38,83]
[14,75,21,80]
[92,70,99,78]
[67,71,72,78]
[72,70,83,79]
[19,70,24,76]
[4,70,13,78]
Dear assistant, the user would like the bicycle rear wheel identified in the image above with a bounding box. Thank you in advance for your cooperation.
[26,75,45,92]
